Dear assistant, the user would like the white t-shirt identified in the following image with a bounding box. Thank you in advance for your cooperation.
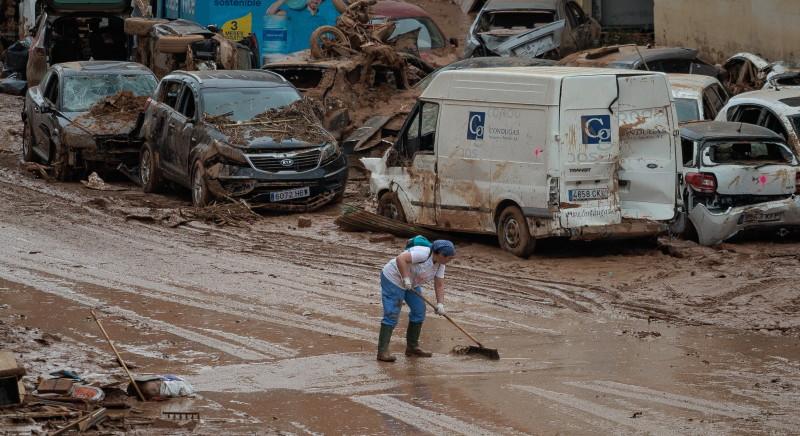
[382,246,446,288]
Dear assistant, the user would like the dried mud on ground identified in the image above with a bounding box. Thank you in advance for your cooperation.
[1,93,799,434]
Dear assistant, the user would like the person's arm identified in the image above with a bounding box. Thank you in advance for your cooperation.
[267,0,286,15]
[434,276,444,305]
[395,251,414,289]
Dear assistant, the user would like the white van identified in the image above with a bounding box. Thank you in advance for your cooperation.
[362,67,680,257]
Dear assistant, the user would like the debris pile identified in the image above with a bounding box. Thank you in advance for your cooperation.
[335,203,449,240]
[85,91,149,124]
[204,98,334,146]
[178,200,262,227]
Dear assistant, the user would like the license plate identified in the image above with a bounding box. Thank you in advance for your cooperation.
[568,188,609,201]
[270,187,310,202]
[743,211,783,223]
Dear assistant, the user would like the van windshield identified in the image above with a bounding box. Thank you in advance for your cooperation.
[674,98,700,123]
[706,141,796,165]
[202,86,301,122]
[62,74,156,112]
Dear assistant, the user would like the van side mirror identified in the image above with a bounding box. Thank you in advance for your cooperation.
[449,37,459,48]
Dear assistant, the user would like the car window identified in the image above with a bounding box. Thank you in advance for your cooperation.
[702,87,724,119]
[789,115,800,139]
[706,141,795,165]
[478,10,557,33]
[44,73,59,104]
[681,138,696,166]
[565,1,588,27]
[729,104,762,124]
[159,81,183,109]
[61,74,156,113]
[386,18,445,50]
[201,86,301,122]
[675,98,701,123]
[760,110,788,140]
[177,88,196,119]
[658,59,692,74]
[710,83,729,103]
[404,101,439,156]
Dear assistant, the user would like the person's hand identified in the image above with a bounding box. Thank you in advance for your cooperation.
[435,303,445,315]
[403,277,414,291]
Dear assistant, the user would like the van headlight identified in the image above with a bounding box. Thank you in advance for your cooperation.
[320,142,341,164]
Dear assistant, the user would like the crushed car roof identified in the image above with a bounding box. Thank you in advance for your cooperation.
[482,0,557,11]
[55,61,153,75]
[169,70,288,87]
[680,121,784,142]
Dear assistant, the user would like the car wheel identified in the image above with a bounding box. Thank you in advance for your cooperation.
[22,120,36,162]
[377,191,406,223]
[49,141,71,182]
[497,205,535,258]
[191,160,211,207]
[140,142,162,193]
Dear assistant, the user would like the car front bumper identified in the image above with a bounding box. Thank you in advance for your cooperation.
[689,196,800,245]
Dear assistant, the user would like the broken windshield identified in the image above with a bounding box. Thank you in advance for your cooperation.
[202,87,301,122]
[705,141,796,165]
[478,10,557,34]
[62,74,156,112]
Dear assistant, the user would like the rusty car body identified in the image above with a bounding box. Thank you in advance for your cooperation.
[558,45,722,79]
[363,67,680,257]
[679,121,800,245]
[138,70,347,210]
[21,61,157,180]
[26,0,132,87]
[463,0,600,59]
[715,87,800,153]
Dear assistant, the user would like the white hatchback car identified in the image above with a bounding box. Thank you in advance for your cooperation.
[715,87,800,152]
[668,73,729,123]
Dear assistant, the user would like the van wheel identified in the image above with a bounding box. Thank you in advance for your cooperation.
[497,206,535,257]
[191,160,211,207]
[140,142,162,193]
[377,191,406,223]
[22,121,36,162]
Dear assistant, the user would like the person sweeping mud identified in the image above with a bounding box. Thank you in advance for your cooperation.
[377,239,455,362]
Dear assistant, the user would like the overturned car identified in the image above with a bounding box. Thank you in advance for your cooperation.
[138,70,347,210]
[22,61,157,180]
[680,121,800,245]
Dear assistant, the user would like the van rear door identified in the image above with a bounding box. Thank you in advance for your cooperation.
[616,75,678,220]
[558,75,622,228]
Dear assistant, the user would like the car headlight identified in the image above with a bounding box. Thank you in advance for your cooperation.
[320,142,341,164]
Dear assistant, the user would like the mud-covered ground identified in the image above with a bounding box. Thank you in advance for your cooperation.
[1,91,799,434]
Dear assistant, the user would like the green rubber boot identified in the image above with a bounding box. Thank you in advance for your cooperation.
[377,324,396,362]
[405,322,432,357]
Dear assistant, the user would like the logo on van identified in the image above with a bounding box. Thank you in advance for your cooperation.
[467,112,485,140]
[581,115,612,145]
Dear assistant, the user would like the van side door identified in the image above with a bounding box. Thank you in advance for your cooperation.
[558,75,622,229]
[617,74,678,220]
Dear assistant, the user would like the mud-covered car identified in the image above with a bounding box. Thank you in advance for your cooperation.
[668,74,729,124]
[559,45,723,79]
[715,87,800,152]
[138,70,347,210]
[463,0,600,59]
[723,53,800,95]
[680,121,800,245]
[22,61,157,180]
[27,0,132,87]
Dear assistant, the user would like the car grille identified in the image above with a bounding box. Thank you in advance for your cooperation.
[247,149,321,173]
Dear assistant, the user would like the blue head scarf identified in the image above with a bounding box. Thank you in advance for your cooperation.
[432,240,456,257]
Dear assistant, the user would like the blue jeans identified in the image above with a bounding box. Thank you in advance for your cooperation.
[381,272,426,327]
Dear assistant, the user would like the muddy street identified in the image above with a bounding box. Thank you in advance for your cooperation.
[0,91,799,433]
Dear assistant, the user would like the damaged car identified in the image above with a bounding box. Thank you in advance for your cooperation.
[668,73,729,123]
[27,0,132,87]
[463,0,600,59]
[558,45,723,79]
[723,52,800,95]
[22,61,157,180]
[138,70,347,210]
[679,121,800,245]
[715,87,800,152]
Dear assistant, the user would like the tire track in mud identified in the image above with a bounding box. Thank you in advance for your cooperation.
[350,394,507,436]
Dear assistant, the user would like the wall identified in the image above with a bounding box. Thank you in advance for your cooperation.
[655,0,800,63]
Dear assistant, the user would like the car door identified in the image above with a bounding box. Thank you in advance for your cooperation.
[392,101,438,226]
[173,85,200,185]
[32,70,60,161]
[152,80,184,179]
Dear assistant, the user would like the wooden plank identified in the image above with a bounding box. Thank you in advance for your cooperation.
[0,351,24,379]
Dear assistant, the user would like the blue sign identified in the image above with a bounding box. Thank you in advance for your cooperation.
[467,111,485,140]
[581,115,612,145]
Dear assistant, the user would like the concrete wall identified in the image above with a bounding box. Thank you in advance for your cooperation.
[655,0,800,64]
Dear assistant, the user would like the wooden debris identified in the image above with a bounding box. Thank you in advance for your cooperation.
[90,310,146,402]
[335,204,449,240]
